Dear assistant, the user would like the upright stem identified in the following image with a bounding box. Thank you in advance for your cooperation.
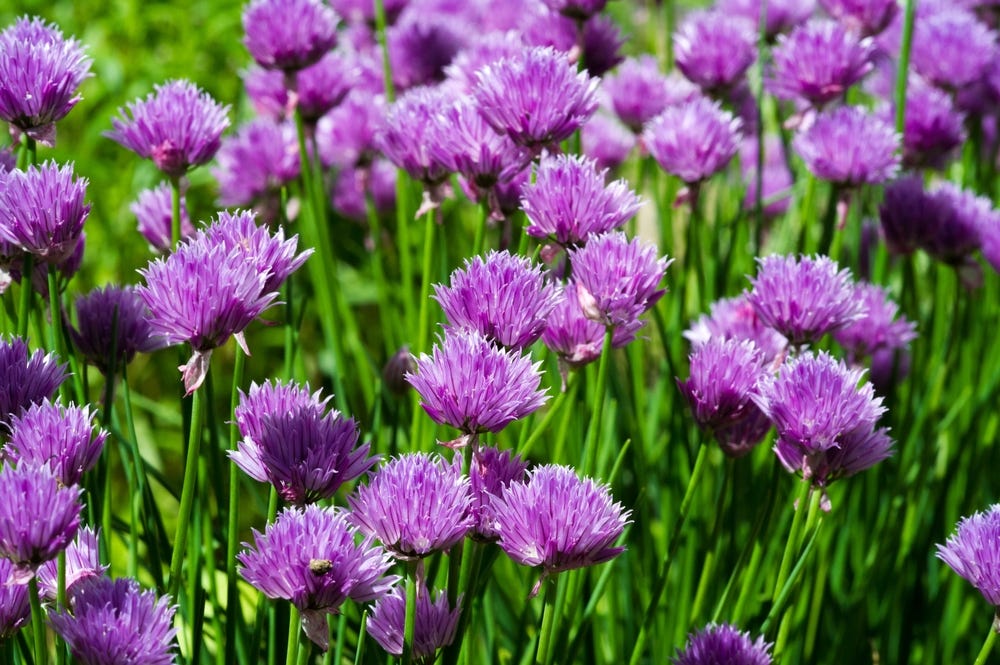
[974,611,1000,665]
[582,327,615,476]
[401,562,418,665]
[520,371,579,460]
[170,176,182,249]
[28,576,47,665]
[17,254,34,340]
[409,207,437,450]
[285,604,302,665]
[534,578,559,665]
[894,0,917,137]
[772,480,812,606]
[224,350,247,665]
[168,382,205,602]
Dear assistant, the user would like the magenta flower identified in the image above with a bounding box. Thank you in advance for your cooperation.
[674,11,757,96]
[910,9,997,91]
[673,624,773,665]
[130,183,194,253]
[213,118,300,212]
[832,282,917,361]
[368,585,461,661]
[0,559,29,639]
[792,105,900,186]
[106,79,230,179]
[242,0,339,72]
[684,294,788,364]
[819,0,898,37]
[239,504,397,649]
[70,285,163,374]
[347,452,474,559]
[376,85,453,190]
[603,56,699,133]
[6,399,107,487]
[643,97,743,185]
[581,112,636,171]
[386,12,466,91]
[543,287,644,371]
[678,337,768,439]
[0,336,67,428]
[521,154,642,246]
[49,577,177,665]
[469,445,529,541]
[937,505,1000,607]
[36,526,106,602]
[0,16,92,146]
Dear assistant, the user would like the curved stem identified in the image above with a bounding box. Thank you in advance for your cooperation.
[974,612,1000,665]
[168,382,204,602]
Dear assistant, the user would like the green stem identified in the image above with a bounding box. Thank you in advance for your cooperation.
[582,327,615,476]
[974,612,1000,665]
[365,191,397,358]
[167,382,205,602]
[772,480,812,606]
[170,176,182,249]
[471,203,488,257]
[520,371,579,460]
[28,577,47,665]
[534,578,559,665]
[409,207,438,451]
[224,349,247,665]
[372,0,396,102]
[17,254,34,340]
[285,604,302,665]
[402,562,418,665]
[894,0,917,137]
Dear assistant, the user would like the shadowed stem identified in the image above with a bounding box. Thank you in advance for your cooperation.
[28,576,47,665]
[582,327,615,476]
[224,349,247,665]
[16,254,34,339]
[402,560,419,664]
[409,207,438,450]
[168,380,204,602]
[285,604,302,665]
[894,0,917,137]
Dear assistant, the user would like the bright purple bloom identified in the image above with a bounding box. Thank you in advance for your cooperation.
[716,0,815,38]
[832,282,917,361]
[49,577,177,665]
[444,32,527,93]
[434,251,562,350]
[106,80,230,178]
[239,504,397,649]
[6,400,107,487]
[910,10,997,91]
[70,285,162,374]
[0,464,81,582]
[678,337,767,434]
[0,160,89,264]
[472,46,599,151]
[377,86,453,187]
[493,464,629,583]
[469,446,529,541]
[212,117,300,220]
[37,526,106,602]
[130,184,194,253]
[673,623,773,665]
[569,231,671,330]
[937,505,1000,606]
[603,56,699,133]
[747,254,865,346]
[768,20,875,108]
[348,452,474,559]
[316,90,386,170]
[0,559,29,639]
[792,106,900,186]
[368,586,461,661]
[684,294,788,364]
[819,0,898,36]
[0,336,67,428]
[387,11,466,91]
[407,330,548,440]
[0,16,92,146]
[242,0,339,72]
[674,11,757,95]
[542,287,639,372]
[581,112,636,171]
[643,97,743,185]
[893,76,966,170]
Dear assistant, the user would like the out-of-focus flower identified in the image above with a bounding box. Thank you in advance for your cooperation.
[71,285,163,374]
[716,0,815,38]
[643,97,743,186]
[910,9,997,91]
[469,446,529,541]
[684,294,788,363]
[0,161,89,264]
[937,505,1000,607]
[36,526,106,602]
[387,11,466,91]
[832,282,917,361]
[368,585,461,663]
[892,76,966,170]
[444,31,526,94]
[792,106,899,187]
[581,112,636,171]
[0,336,67,429]
[819,0,898,37]
[130,184,194,253]
[0,558,29,639]
[541,0,607,21]
[674,11,757,96]
[672,623,773,665]
[604,56,699,133]
[921,182,987,266]
[242,0,339,72]
[6,399,106,487]
[741,134,794,220]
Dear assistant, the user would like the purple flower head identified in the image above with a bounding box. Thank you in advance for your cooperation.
[242,0,339,72]
[49,576,177,665]
[330,159,397,222]
[434,250,562,350]
[347,452,474,559]
[569,231,671,330]
[469,445,529,541]
[0,336,67,429]
[0,16,92,146]
[604,56,699,133]
[643,97,743,185]
[878,176,936,255]
[239,504,397,649]
[36,526,106,602]
[0,559,29,639]
[387,11,466,91]
[832,282,917,360]
[673,623,773,665]
[674,11,757,96]
[445,31,527,93]
[911,9,997,91]
[472,46,599,151]
[0,146,14,174]
[6,399,107,487]
[747,254,865,346]
[892,76,966,170]
[329,0,409,24]
[716,0,815,38]
[937,505,1000,606]
[768,20,875,108]
[820,0,899,36]
[376,86,453,186]
[130,184,194,253]
[581,112,636,171]
[579,14,626,78]
[291,50,359,121]
[922,182,987,265]
[71,285,163,374]
[212,117,300,217]
[541,0,607,21]
[684,294,788,364]
[792,106,900,186]
[522,154,642,246]
[106,80,230,178]
[241,66,291,121]
[316,90,386,170]
[0,464,81,582]
[753,351,892,486]
[0,160,89,264]
[678,337,767,435]
[493,464,629,582]
[542,287,639,372]
[368,585,461,662]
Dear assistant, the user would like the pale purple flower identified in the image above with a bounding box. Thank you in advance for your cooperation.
[910,9,997,91]
[893,76,966,170]
[36,526,106,602]
[643,97,743,185]
[315,90,386,170]
[673,623,773,665]
[377,86,453,186]
[937,505,1000,606]
[820,0,899,36]
[472,46,600,151]
[469,446,529,541]
[747,254,865,346]
[212,118,300,219]
[130,183,194,253]
[677,337,767,435]
[434,250,562,350]
[674,11,757,95]
[330,159,397,222]
[0,558,29,639]
[444,32,527,93]
[603,56,699,133]
[0,160,89,264]
[239,504,397,649]
[49,577,177,665]
[832,282,917,361]
[241,66,291,121]
[347,452,474,558]
[367,586,461,661]
[716,0,815,38]
[0,336,67,428]
[0,463,81,582]
[542,287,640,371]
[581,112,635,171]
[684,294,788,364]
[242,0,339,72]
[792,106,900,186]
[106,80,230,179]
[6,399,107,487]
[768,20,876,108]
[0,16,92,146]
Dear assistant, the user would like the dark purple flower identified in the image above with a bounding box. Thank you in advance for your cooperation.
[0,16,92,146]
[106,80,230,179]
[678,337,767,434]
[434,250,562,350]
[673,623,773,665]
[242,0,339,72]
[469,445,529,541]
[49,576,177,665]
[0,336,67,429]
[832,282,917,360]
[819,0,899,37]
[747,254,865,346]
[347,452,474,559]
[674,11,757,96]
[892,76,966,170]
[6,399,107,487]
[922,182,987,265]
[0,160,89,264]
[70,285,162,374]
[792,106,900,186]
[329,0,409,24]
[0,558,29,639]
[493,464,629,582]
[0,463,81,582]
[472,46,599,151]
[376,86,453,187]
[581,112,635,171]
[643,97,743,185]
[36,526,106,602]
[406,330,548,439]
[387,11,466,91]
[684,294,789,363]
[603,56,699,133]
[768,20,875,108]
[579,14,626,78]
[878,176,936,255]
[239,504,397,649]
[569,231,671,330]
[937,505,1000,606]
[716,0,815,38]
[130,183,194,253]
[367,585,461,661]
[541,0,607,21]
[910,9,997,91]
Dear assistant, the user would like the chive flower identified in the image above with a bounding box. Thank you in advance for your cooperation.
[367,585,461,663]
[6,399,107,487]
[241,0,339,73]
[130,183,194,253]
[643,97,743,186]
[673,623,773,665]
[937,505,1000,607]
[674,11,757,96]
[0,336,67,429]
